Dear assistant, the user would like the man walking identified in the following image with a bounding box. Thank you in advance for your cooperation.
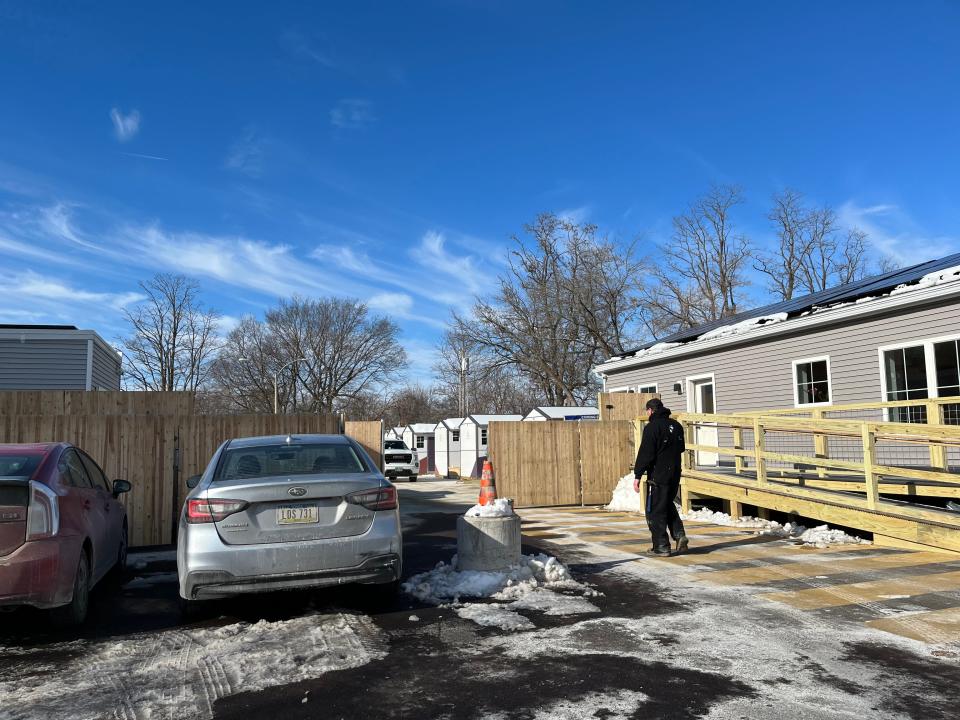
[633,398,688,556]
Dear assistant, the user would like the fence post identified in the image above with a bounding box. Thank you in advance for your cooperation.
[753,418,767,486]
[683,419,696,470]
[633,419,647,514]
[926,401,947,470]
[812,408,828,478]
[862,424,879,509]
[733,426,744,475]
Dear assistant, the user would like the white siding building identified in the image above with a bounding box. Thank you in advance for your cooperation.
[523,406,600,421]
[402,423,436,475]
[433,418,464,478]
[458,414,522,478]
[385,426,405,441]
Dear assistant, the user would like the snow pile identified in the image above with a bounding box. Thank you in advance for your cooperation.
[606,473,643,512]
[698,312,788,342]
[682,507,869,547]
[891,264,960,295]
[403,553,600,632]
[0,612,385,720]
[465,498,514,517]
[627,341,681,361]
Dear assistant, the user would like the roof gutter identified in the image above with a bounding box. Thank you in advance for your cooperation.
[594,281,960,376]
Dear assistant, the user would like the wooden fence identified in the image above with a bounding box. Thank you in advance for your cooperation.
[345,420,383,471]
[0,390,196,416]
[488,420,635,507]
[597,392,659,422]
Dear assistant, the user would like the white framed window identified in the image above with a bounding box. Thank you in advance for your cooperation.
[480,427,488,445]
[636,383,658,394]
[792,356,832,407]
[878,334,960,423]
[451,430,460,442]
[416,435,425,449]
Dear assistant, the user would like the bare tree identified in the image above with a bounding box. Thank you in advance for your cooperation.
[208,296,406,413]
[120,274,220,392]
[643,185,752,335]
[456,214,641,405]
[756,190,874,300]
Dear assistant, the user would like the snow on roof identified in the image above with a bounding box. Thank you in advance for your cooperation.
[464,414,524,425]
[438,417,464,430]
[600,253,960,370]
[531,406,600,419]
[407,423,437,434]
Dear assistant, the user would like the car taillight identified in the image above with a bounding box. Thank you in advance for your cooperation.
[186,498,248,524]
[26,481,59,540]
[346,486,397,511]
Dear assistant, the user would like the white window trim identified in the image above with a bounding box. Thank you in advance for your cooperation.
[877,332,960,403]
[685,373,717,413]
[636,382,658,394]
[791,355,833,408]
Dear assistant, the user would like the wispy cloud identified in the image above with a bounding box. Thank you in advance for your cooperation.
[0,270,144,328]
[558,205,592,224]
[413,231,483,296]
[368,292,414,315]
[837,201,959,265]
[110,108,141,142]
[225,127,265,177]
[281,30,340,70]
[121,151,167,161]
[330,99,375,130]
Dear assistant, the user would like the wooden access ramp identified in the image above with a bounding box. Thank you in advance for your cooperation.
[633,396,960,554]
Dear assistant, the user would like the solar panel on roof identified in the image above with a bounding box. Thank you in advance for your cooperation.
[616,252,960,358]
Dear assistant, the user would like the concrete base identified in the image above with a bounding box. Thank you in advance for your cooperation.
[456,514,522,571]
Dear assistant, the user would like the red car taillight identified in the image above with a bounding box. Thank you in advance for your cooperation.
[186,498,248,524]
[26,481,60,540]
[346,486,397,511]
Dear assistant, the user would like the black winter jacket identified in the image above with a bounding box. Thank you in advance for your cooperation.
[634,408,685,486]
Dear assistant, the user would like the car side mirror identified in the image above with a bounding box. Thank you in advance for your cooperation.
[186,474,202,489]
[112,479,132,497]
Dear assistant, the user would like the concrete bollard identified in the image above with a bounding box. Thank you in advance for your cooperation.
[456,514,522,571]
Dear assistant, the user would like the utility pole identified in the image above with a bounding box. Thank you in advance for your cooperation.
[459,354,469,417]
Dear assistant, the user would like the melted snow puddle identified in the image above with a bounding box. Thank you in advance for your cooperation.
[1,612,386,720]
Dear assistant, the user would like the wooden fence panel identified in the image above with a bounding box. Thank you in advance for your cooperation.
[488,422,581,507]
[0,391,196,416]
[579,421,636,505]
[597,392,659,422]
[346,420,383,470]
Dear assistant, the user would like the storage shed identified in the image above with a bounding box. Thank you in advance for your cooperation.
[402,423,436,475]
[433,417,463,478]
[458,414,523,478]
[0,325,121,390]
[523,406,600,421]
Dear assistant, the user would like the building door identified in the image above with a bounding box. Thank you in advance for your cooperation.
[689,377,719,466]
[427,435,436,472]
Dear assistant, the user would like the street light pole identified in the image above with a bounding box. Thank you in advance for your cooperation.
[275,357,308,415]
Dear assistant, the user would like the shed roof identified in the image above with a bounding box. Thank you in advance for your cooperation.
[406,423,437,434]
[607,252,960,363]
[528,406,599,419]
[464,414,523,425]
[437,417,464,430]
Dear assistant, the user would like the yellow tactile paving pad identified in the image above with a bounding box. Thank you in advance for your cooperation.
[516,505,960,645]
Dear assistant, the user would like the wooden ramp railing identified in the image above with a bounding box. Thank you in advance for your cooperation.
[634,402,960,553]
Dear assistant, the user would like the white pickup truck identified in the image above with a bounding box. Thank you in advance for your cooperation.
[383,439,419,482]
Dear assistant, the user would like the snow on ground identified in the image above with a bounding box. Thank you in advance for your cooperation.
[682,507,870,547]
[0,612,385,720]
[606,473,642,512]
[465,498,515,517]
[403,554,599,631]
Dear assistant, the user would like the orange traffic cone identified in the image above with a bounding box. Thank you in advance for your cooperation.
[478,460,497,506]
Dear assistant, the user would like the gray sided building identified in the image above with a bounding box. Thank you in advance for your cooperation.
[0,325,122,390]
[594,255,960,468]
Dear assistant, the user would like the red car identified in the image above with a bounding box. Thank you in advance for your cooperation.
[0,443,131,625]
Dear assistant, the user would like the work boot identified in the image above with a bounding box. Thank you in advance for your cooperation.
[675,535,689,554]
[647,546,673,557]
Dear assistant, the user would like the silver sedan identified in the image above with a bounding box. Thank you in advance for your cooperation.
[177,434,402,605]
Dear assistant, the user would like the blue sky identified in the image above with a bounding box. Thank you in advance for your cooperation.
[2,1,959,382]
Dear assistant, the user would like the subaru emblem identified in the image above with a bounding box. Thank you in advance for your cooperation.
[288,486,307,497]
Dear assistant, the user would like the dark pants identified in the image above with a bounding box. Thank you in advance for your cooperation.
[646,481,686,551]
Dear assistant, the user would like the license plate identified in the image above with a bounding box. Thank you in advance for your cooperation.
[277,505,319,525]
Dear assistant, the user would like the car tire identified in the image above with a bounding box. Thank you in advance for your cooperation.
[410,476,418,482]
[51,551,90,627]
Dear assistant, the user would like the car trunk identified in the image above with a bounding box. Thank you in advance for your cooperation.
[0,478,28,556]
[206,474,382,546]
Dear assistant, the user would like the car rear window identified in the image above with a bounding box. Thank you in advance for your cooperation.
[0,455,41,478]
[384,441,407,450]
[214,443,367,481]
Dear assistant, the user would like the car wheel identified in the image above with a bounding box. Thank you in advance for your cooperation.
[410,476,418,482]
[51,551,90,627]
